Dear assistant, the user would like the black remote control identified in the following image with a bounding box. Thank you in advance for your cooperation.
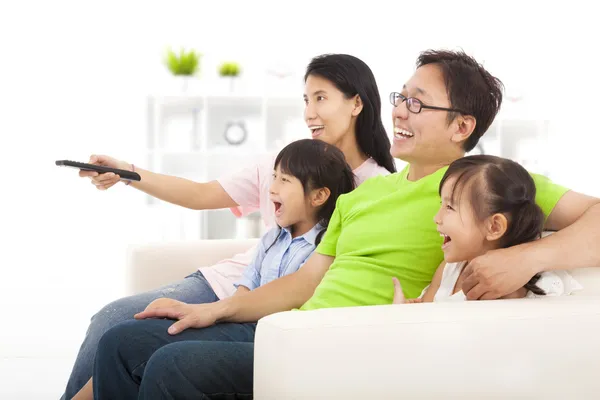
[55,160,141,181]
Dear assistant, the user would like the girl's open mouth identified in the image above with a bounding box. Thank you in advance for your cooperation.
[274,201,283,217]
[441,233,452,249]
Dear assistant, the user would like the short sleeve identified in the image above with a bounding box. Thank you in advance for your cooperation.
[217,155,275,218]
[531,173,570,219]
[315,197,344,257]
[528,270,583,297]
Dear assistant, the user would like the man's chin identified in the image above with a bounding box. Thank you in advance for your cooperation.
[390,148,413,163]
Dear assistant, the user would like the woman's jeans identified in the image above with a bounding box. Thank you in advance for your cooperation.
[61,271,219,399]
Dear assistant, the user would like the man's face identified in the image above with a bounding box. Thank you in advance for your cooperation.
[390,64,460,164]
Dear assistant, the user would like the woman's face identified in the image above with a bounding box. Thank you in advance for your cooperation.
[303,74,358,147]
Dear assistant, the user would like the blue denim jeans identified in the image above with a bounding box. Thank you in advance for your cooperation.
[62,271,219,400]
[93,319,256,399]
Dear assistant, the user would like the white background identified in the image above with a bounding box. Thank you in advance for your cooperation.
[1,0,599,397]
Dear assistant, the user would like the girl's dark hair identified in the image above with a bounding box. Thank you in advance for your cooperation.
[272,138,356,246]
[305,54,396,174]
[439,155,546,295]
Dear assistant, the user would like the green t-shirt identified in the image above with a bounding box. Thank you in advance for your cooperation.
[299,165,569,311]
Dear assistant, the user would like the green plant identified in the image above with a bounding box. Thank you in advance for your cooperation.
[165,48,201,76]
[218,61,241,77]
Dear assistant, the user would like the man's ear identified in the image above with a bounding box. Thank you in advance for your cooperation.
[485,213,508,241]
[311,187,331,207]
[450,115,477,145]
[351,95,364,117]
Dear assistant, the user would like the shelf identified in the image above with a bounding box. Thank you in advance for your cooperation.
[152,95,205,111]
[266,96,303,108]
[148,147,272,157]
[145,90,323,241]
[150,93,299,101]
[205,95,264,107]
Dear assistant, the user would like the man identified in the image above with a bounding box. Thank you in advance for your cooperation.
[92,50,600,399]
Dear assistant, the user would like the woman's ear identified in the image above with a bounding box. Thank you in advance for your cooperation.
[451,115,476,145]
[351,95,363,117]
[311,187,331,207]
[485,213,508,241]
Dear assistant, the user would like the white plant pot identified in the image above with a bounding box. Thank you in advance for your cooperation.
[170,75,200,94]
[219,76,239,93]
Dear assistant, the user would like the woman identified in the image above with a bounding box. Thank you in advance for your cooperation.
[64,53,395,400]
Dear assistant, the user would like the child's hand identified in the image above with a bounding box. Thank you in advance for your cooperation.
[392,278,423,304]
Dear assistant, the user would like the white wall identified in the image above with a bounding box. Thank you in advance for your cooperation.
[1,0,599,387]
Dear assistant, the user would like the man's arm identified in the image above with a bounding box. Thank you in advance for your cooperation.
[218,252,334,322]
[136,195,346,334]
[134,252,335,333]
[534,190,600,271]
[462,190,600,300]
[233,286,250,296]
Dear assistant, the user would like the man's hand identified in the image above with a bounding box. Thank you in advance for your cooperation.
[134,301,220,335]
[461,247,537,300]
[392,278,422,304]
[144,297,183,311]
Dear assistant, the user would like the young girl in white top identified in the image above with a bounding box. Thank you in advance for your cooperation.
[393,155,581,304]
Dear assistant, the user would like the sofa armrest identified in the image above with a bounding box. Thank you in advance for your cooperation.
[125,239,259,295]
[255,296,600,399]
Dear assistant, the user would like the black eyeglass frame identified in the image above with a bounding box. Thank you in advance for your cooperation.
[389,92,465,114]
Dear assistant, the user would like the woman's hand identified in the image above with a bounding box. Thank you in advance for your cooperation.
[79,154,132,190]
[134,301,220,335]
[392,277,422,304]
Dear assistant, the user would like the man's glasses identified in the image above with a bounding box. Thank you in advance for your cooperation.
[389,92,464,114]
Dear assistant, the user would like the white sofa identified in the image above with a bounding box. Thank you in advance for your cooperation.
[126,239,600,399]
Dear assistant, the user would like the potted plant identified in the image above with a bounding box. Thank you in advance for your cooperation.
[218,61,241,93]
[164,48,202,92]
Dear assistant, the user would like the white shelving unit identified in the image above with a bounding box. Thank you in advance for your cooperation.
[146,92,306,241]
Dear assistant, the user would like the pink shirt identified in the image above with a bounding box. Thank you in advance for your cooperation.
[199,154,390,299]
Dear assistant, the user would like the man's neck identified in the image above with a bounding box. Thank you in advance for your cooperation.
[407,162,450,181]
[407,152,466,181]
